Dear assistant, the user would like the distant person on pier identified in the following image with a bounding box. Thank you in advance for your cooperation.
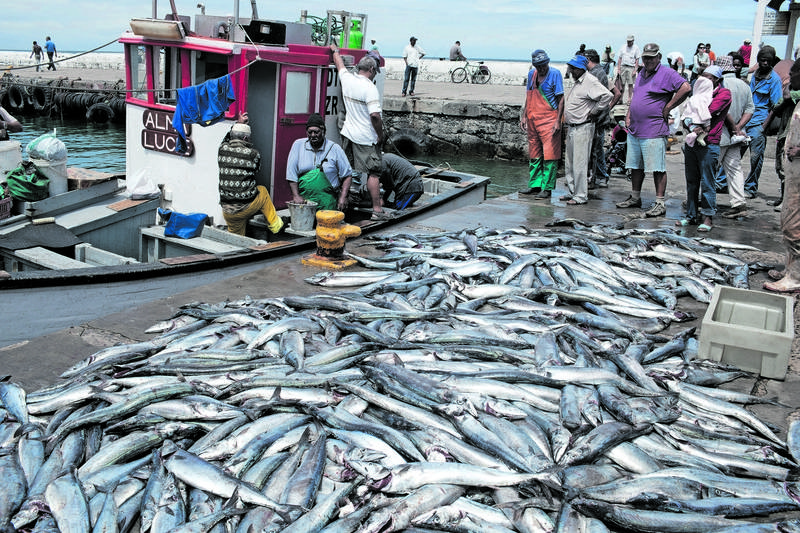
[616,43,691,217]
[330,43,390,219]
[286,113,353,211]
[601,45,615,76]
[764,58,800,293]
[617,34,640,104]
[0,106,23,141]
[44,36,57,71]
[449,41,466,61]
[402,36,425,96]
[560,55,612,205]
[738,39,752,69]
[30,41,43,72]
[217,114,284,236]
[519,49,564,200]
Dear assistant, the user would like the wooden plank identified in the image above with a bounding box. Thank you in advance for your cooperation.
[249,241,294,251]
[159,254,217,265]
[107,198,148,212]
[15,247,87,270]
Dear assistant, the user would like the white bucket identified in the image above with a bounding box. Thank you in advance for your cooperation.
[0,140,22,177]
[31,157,68,196]
[287,201,318,231]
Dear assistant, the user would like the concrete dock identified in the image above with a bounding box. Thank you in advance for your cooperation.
[0,63,798,446]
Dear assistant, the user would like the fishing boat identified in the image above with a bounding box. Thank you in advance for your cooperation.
[0,1,489,341]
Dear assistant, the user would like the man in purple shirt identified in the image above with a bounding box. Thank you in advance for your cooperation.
[616,43,691,217]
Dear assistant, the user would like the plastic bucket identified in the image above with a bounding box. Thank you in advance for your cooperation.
[287,201,318,231]
[31,157,68,196]
[0,140,22,177]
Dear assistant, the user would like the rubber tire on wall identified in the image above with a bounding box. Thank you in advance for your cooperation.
[30,86,47,113]
[388,128,429,158]
[6,85,25,111]
[86,102,115,124]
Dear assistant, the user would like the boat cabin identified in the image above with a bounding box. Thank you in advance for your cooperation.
[119,3,380,223]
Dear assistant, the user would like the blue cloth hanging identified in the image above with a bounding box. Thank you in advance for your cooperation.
[172,75,236,153]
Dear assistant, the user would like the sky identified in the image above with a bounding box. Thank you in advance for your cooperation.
[4,0,797,62]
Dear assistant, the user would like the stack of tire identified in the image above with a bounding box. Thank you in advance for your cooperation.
[0,80,125,124]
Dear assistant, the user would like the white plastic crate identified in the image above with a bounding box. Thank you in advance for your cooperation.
[699,285,795,380]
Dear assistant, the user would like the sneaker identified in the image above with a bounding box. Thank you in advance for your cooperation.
[402,92,407,97]
[616,195,642,208]
[534,190,552,199]
[721,204,747,218]
[409,92,415,96]
[766,198,782,207]
[597,181,609,188]
[644,202,666,217]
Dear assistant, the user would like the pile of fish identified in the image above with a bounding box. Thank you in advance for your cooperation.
[3,222,800,533]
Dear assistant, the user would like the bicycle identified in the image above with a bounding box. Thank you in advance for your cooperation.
[450,60,491,84]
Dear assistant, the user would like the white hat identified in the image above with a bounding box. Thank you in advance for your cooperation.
[231,123,251,136]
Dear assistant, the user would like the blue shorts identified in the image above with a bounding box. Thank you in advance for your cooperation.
[626,135,668,173]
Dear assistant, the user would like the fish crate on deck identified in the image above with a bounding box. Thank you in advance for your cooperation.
[699,285,794,380]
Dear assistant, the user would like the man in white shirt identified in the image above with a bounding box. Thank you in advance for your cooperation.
[617,34,641,104]
[402,36,426,97]
[330,44,390,219]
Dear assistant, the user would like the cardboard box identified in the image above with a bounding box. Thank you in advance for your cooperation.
[699,285,794,380]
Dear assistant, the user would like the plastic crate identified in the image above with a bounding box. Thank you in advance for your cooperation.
[699,285,794,380]
[0,188,11,220]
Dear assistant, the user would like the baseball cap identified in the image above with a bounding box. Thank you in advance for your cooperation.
[745,38,752,44]
[641,43,660,57]
[410,36,417,41]
[704,65,723,79]
[567,55,589,70]
[627,34,635,41]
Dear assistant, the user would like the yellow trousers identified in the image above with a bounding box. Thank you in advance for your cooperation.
[222,185,283,236]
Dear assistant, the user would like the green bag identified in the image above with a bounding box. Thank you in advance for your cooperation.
[4,161,50,202]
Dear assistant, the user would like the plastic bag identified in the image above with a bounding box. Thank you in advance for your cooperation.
[159,208,208,239]
[26,132,67,161]
[3,161,50,201]
[127,168,161,200]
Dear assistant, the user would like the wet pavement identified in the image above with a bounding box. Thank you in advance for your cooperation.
[1,70,798,445]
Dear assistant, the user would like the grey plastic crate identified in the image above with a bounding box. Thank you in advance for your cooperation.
[699,285,794,380]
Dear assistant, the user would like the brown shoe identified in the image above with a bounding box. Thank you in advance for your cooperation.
[616,195,642,208]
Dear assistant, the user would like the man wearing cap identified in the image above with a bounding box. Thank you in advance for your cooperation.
[742,46,782,198]
[678,66,731,232]
[286,113,353,212]
[617,34,641,105]
[716,55,755,219]
[616,43,691,217]
[330,45,389,219]
[560,55,612,205]
[218,115,284,236]
[519,49,564,199]
[402,36,426,97]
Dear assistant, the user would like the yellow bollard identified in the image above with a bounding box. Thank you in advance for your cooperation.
[301,210,362,269]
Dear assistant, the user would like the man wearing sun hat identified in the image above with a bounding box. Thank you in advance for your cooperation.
[617,34,641,104]
[617,42,691,217]
[519,49,564,199]
[560,55,612,205]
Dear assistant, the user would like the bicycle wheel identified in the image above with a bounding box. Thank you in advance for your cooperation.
[451,68,467,83]
[473,67,491,84]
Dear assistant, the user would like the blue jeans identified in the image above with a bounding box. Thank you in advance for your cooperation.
[683,143,719,220]
[743,123,765,195]
[402,66,418,94]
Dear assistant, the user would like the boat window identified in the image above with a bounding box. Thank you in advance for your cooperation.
[194,51,229,84]
[129,45,148,101]
[284,71,312,114]
[155,46,183,106]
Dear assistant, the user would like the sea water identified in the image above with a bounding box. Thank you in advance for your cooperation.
[12,116,524,198]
